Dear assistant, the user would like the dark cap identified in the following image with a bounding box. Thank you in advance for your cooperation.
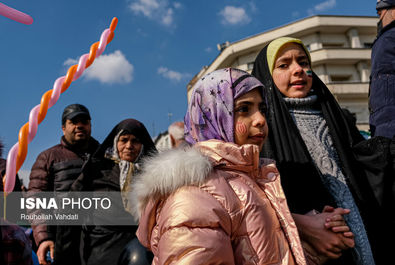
[377,0,395,10]
[62,104,91,125]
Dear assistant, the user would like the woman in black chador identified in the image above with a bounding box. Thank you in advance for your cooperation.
[75,119,156,265]
[252,37,387,265]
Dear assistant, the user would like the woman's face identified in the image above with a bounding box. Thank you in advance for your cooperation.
[234,88,268,151]
[117,134,142,162]
[272,43,313,98]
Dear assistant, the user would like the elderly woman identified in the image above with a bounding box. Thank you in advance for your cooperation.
[252,37,384,265]
[75,119,157,265]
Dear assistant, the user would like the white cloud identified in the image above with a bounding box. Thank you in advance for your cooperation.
[129,0,180,27]
[63,58,78,66]
[315,0,336,11]
[173,2,181,9]
[205,47,213,53]
[249,2,257,13]
[308,0,336,15]
[157,67,191,82]
[130,0,159,17]
[292,11,300,18]
[64,50,134,84]
[162,8,174,26]
[219,6,251,25]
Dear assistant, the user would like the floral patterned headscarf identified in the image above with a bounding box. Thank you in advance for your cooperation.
[185,68,265,145]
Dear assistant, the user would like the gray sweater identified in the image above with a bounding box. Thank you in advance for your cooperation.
[284,94,374,265]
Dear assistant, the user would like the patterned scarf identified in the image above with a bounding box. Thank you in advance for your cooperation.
[185,68,265,144]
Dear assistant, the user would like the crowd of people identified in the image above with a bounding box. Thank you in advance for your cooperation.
[2,1,395,264]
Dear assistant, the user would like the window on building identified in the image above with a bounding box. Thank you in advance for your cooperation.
[322,43,344,48]
[364,43,373,48]
[330,75,352,82]
[247,62,254,70]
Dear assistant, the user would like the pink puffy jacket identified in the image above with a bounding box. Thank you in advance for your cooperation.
[131,140,307,265]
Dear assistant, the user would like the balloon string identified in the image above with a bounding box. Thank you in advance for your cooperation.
[3,192,6,220]
[3,17,118,194]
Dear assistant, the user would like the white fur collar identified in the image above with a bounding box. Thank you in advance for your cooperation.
[129,147,212,220]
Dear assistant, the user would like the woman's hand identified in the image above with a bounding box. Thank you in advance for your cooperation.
[293,209,355,259]
[322,206,354,239]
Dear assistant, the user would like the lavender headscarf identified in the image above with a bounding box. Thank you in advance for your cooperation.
[185,68,265,145]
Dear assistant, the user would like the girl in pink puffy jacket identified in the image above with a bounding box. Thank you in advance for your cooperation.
[130,68,345,265]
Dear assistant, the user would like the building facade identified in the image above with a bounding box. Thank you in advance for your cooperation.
[187,15,378,130]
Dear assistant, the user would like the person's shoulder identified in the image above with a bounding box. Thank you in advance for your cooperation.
[88,137,100,149]
[137,147,212,190]
[129,147,213,219]
[378,25,395,43]
[382,30,395,39]
[36,143,63,158]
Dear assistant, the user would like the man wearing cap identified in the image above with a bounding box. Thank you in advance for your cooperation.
[28,104,99,265]
[369,0,395,138]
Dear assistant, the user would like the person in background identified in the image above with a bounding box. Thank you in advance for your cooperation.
[1,218,33,265]
[28,104,99,265]
[168,121,189,149]
[1,139,33,264]
[369,0,395,138]
[74,118,156,265]
[252,37,383,264]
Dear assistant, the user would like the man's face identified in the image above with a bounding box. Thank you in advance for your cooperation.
[377,8,395,27]
[62,116,91,145]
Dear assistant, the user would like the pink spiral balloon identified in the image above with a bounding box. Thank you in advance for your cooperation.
[4,18,118,193]
[0,3,33,25]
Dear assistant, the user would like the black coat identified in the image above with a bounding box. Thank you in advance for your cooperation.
[369,20,395,138]
[27,137,99,265]
[74,119,157,265]
[79,159,137,265]
[353,136,395,220]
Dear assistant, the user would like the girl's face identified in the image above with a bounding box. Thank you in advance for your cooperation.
[234,88,268,151]
[272,43,313,98]
[117,134,142,162]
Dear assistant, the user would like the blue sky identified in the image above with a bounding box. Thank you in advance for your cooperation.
[0,0,376,184]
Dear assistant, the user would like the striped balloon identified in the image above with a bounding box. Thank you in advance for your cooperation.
[3,17,118,193]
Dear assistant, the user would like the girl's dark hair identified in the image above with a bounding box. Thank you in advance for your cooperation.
[0,139,3,157]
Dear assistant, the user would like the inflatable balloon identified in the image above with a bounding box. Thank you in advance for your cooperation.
[0,2,33,25]
[3,17,118,193]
